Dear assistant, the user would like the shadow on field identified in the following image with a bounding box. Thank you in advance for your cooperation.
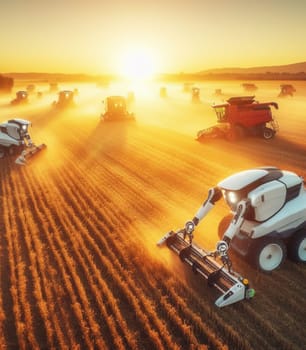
[198,134,306,172]
[73,118,137,167]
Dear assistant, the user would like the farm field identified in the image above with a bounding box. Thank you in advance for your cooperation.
[1,80,306,349]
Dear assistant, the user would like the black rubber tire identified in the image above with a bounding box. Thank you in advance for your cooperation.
[262,127,275,140]
[288,230,306,263]
[217,214,233,239]
[250,237,287,272]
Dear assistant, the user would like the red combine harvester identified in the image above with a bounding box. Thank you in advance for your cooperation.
[197,96,278,141]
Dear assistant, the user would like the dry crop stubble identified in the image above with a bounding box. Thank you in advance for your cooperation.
[0,81,306,349]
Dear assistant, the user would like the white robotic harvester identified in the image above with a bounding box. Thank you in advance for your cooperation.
[157,167,306,307]
[0,118,46,165]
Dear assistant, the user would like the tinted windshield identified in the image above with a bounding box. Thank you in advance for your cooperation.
[214,106,226,122]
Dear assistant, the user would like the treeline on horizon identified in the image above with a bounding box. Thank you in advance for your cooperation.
[1,71,306,87]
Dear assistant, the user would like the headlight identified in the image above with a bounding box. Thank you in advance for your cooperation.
[22,125,27,131]
[227,191,238,204]
[185,221,195,234]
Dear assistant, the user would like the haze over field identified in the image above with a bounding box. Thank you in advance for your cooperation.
[1,0,306,76]
[0,80,306,348]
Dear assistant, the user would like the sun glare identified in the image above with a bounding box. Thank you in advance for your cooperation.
[118,48,157,81]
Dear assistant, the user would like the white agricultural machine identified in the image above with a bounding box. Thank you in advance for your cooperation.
[158,167,306,307]
[0,119,46,165]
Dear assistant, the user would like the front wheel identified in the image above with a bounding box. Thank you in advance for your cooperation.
[262,127,275,140]
[250,237,286,272]
[288,230,306,262]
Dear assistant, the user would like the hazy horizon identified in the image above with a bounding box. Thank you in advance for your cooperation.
[2,0,306,76]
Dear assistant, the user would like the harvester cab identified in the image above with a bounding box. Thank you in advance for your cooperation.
[0,119,46,165]
[10,91,29,105]
[53,90,75,108]
[278,84,296,97]
[197,96,278,141]
[101,96,135,121]
[158,167,306,307]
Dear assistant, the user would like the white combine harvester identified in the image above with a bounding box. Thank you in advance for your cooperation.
[158,167,306,307]
[0,118,46,165]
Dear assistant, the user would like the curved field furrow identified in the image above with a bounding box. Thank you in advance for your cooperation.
[11,167,90,345]
[46,160,182,349]
[3,167,44,349]
[17,166,90,348]
[20,167,111,349]
[20,158,169,348]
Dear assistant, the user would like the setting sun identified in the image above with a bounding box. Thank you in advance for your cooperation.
[118,48,158,80]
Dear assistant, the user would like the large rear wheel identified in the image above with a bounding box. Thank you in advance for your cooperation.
[288,230,306,263]
[251,237,286,272]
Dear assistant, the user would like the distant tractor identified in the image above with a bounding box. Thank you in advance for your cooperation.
[160,86,167,98]
[214,88,223,96]
[183,82,193,92]
[101,96,135,122]
[10,91,29,105]
[197,96,279,142]
[191,87,200,103]
[49,82,59,93]
[242,83,258,92]
[26,84,36,93]
[278,84,296,97]
[52,90,75,108]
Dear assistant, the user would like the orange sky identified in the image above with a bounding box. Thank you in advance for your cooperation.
[1,0,306,75]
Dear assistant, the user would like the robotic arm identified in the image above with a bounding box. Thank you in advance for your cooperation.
[183,187,222,242]
[192,187,222,225]
[184,187,249,256]
[157,186,249,256]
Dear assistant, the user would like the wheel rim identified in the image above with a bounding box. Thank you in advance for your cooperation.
[263,129,273,139]
[298,238,306,261]
[259,243,283,271]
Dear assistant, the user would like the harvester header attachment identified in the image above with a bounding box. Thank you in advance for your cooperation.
[15,143,47,165]
[157,229,255,307]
